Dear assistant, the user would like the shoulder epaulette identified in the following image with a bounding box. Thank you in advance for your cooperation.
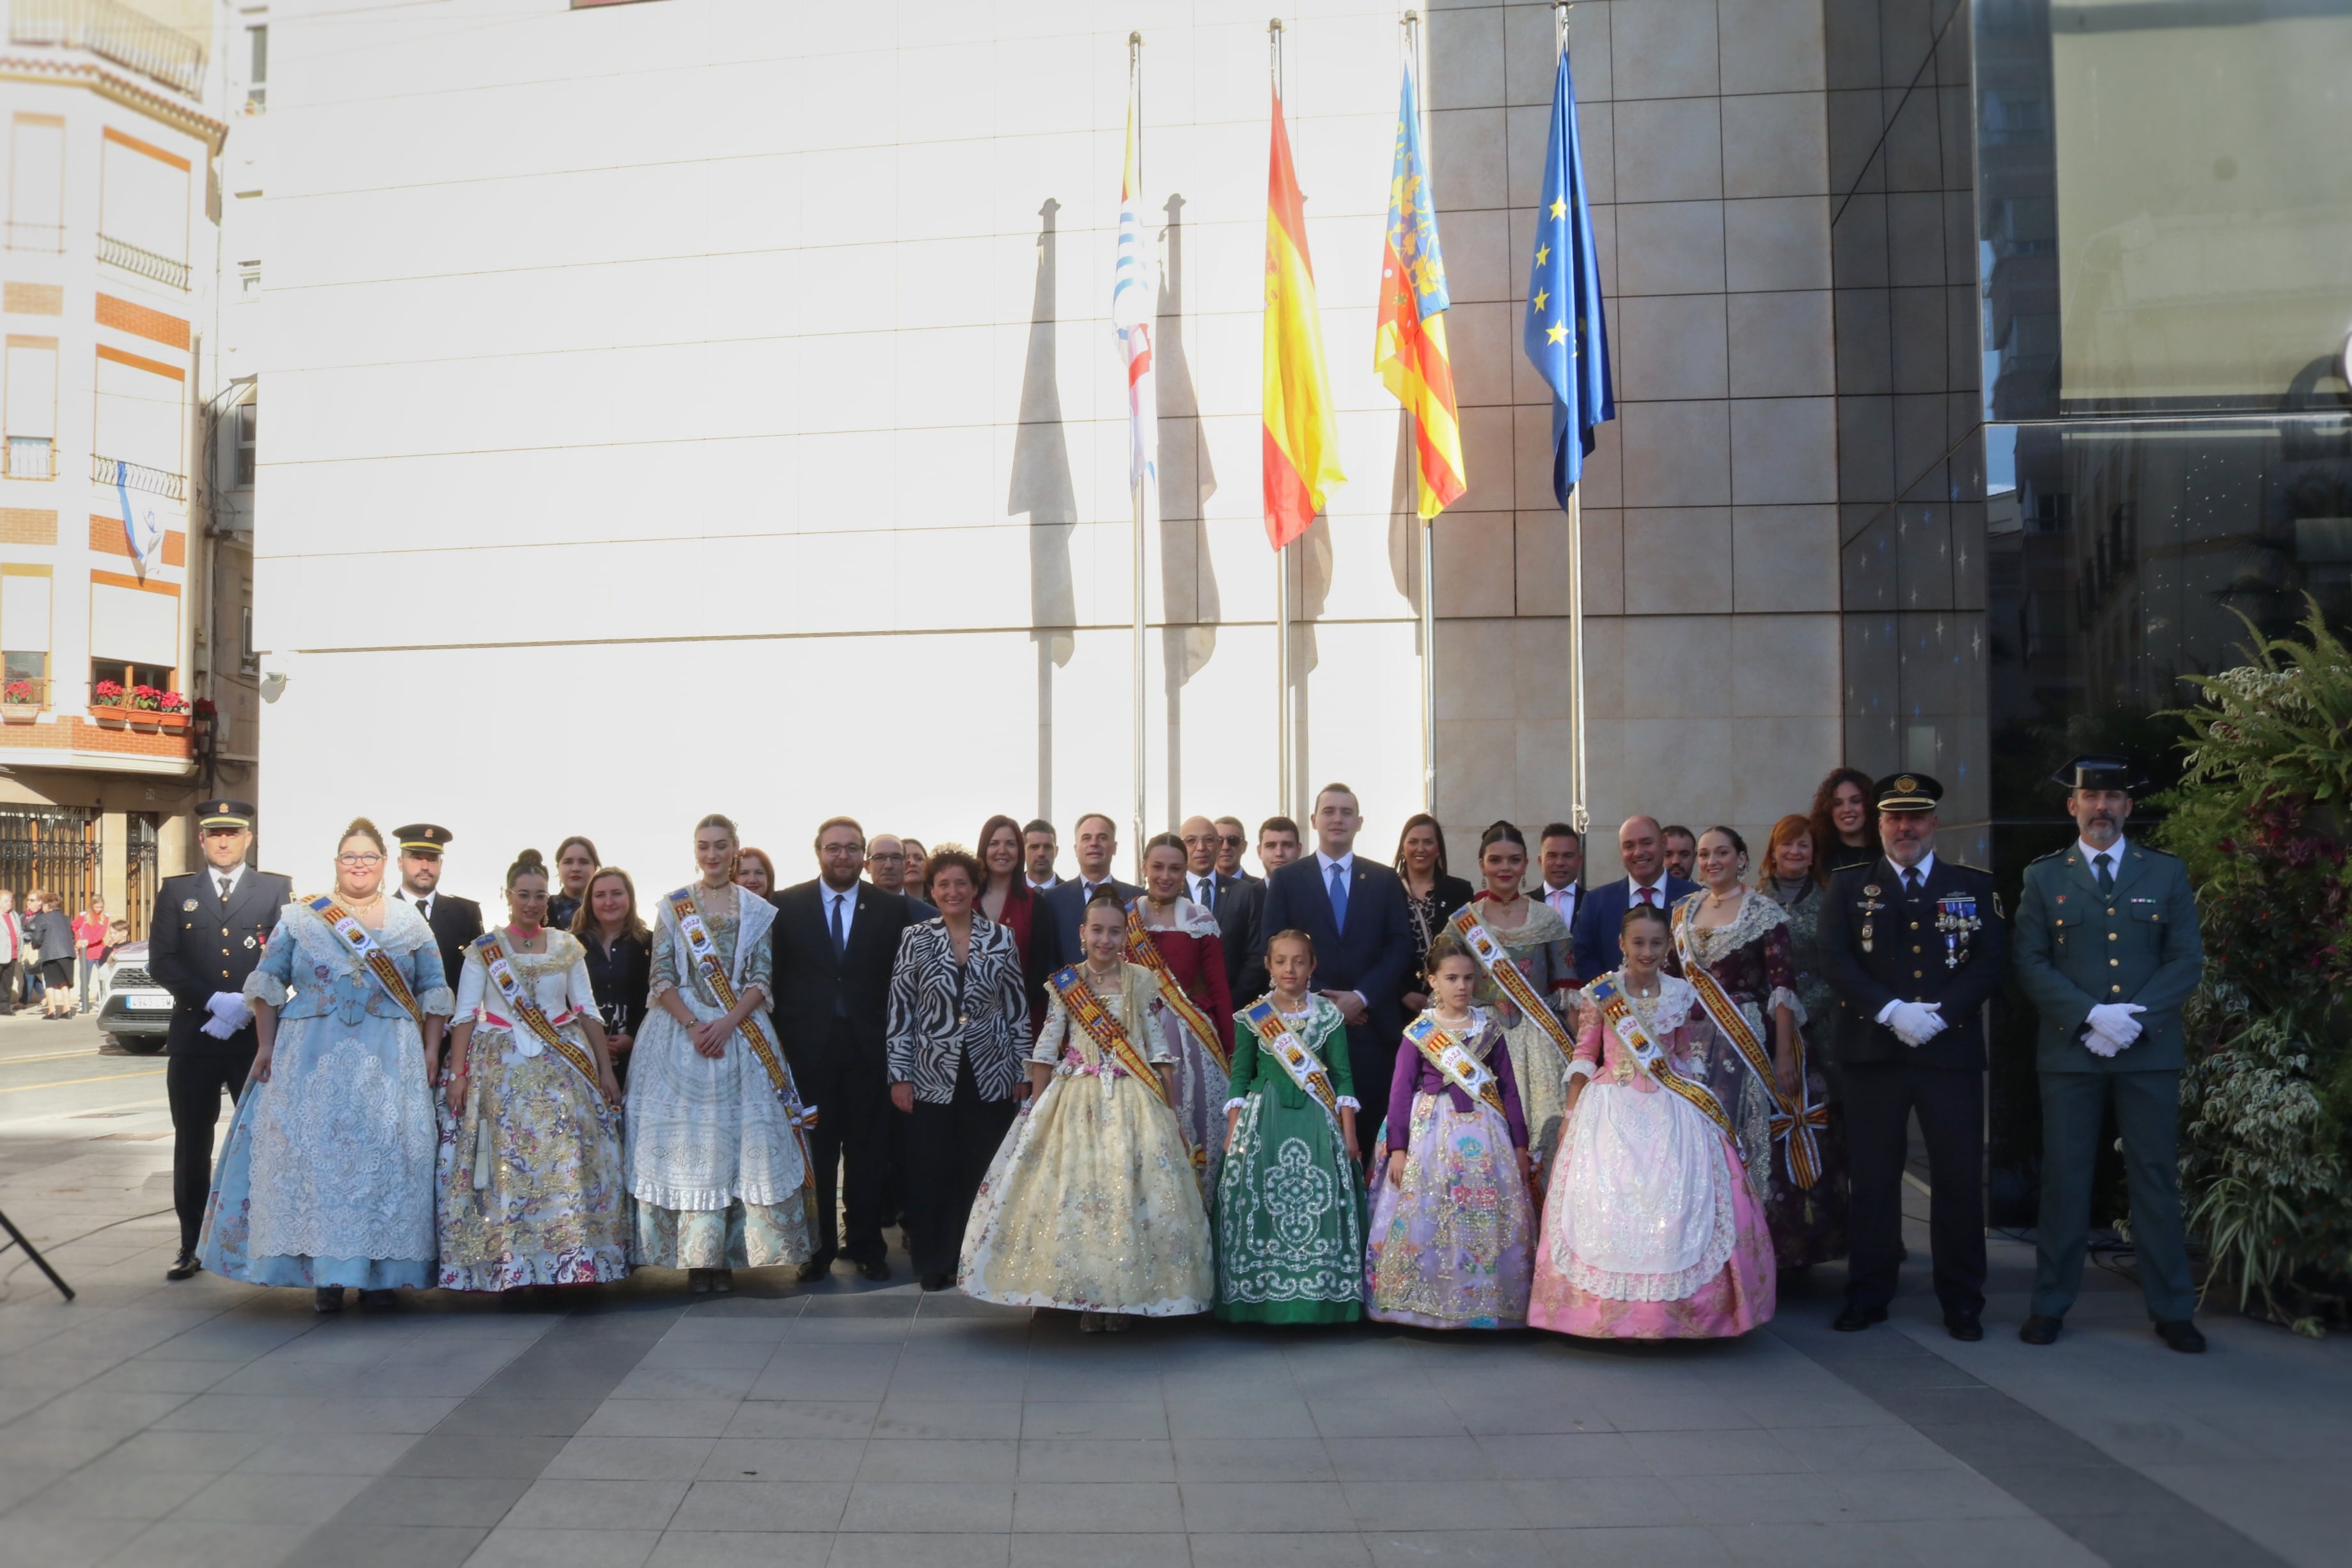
[2027,847,2067,865]
[1943,861,1992,876]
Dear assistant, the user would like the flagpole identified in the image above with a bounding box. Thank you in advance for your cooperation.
[1130,31,1149,866]
[1270,17,1293,819]
[1558,0,1588,838]
[1405,10,1437,817]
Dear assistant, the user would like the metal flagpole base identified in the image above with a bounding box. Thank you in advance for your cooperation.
[0,1205,77,1302]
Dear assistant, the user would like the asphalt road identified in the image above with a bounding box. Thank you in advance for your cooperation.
[0,1006,168,1125]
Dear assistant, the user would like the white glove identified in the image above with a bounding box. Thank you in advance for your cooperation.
[2082,1028,2125,1058]
[203,991,253,1037]
[2085,1003,2145,1048]
[1879,1000,1947,1047]
[200,1012,238,1040]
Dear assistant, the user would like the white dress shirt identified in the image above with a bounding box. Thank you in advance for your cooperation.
[210,863,246,902]
[1541,881,1580,927]
[1188,871,1220,907]
[822,880,859,949]
[1624,874,1670,910]
[1888,850,1938,890]
[404,885,433,921]
[2076,836,2124,881]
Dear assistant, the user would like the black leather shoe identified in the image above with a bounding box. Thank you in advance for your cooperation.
[2018,1315,2062,1345]
[1945,1310,1984,1342]
[796,1255,834,1283]
[920,1271,954,1292]
[165,1251,201,1282]
[856,1257,892,1283]
[2155,1319,2207,1354]
[1831,1304,1887,1332]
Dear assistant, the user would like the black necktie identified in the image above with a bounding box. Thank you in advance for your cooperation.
[2093,852,2113,895]
[217,875,232,902]
[829,893,847,959]
[1903,868,1921,896]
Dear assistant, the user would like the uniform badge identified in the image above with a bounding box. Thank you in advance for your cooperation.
[1935,895,1981,969]
[1863,885,1881,898]
[183,899,199,912]
[2055,894,2066,904]
[244,936,258,950]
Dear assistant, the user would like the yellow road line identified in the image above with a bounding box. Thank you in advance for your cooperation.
[0,1048,145,1068]
[0,1068,166,1095]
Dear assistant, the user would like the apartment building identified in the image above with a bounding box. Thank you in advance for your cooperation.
[0,0,259,930]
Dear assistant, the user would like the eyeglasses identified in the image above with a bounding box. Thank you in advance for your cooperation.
[336,852,384,866]
[1219,834,1245,846]
[866,852,905,863]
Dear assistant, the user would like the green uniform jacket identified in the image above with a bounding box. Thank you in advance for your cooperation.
[2012,840,2204,1073]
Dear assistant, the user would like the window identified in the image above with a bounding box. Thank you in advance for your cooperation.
[235,400,256,487]
[89,577,178,695]
[2,567,52,705]
[247,26,268,109]
[98,129,192,289]
[6,116,64,253]
[4,337,57,479]
[90,659,172,694]
[93,346,185,494]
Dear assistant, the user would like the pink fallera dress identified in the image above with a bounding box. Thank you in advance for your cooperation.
[1528,974,1775,1340]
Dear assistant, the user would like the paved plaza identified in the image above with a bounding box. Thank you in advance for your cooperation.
[2,1011,2346,1568]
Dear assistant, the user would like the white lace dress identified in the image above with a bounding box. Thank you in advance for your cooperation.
[198,898,451,1289]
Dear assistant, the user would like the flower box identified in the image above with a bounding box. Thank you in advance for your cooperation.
[1,705,38,725]
[90,705,130,729]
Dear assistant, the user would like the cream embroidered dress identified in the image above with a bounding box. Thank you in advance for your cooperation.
[199,898,450,1289]
[959,962,1213,1315]
[437,930,628,1291]
[1466,897,1578,1180]
[623,882,811,1270]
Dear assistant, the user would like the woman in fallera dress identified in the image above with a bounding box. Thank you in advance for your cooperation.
[1530,902,1776,1338]
[199,819,449,1313]
[1454,821,1578,1184]
[1365,937,1534,1330]
[437,849,628,1297]
[623,813,812,1293]
[1127,833,1233,1196]
[1755,815,1850,1268]
[959,891,1213,1331]
[1213,929,1364,1324]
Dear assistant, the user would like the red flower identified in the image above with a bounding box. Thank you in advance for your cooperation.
[93,679,124,703]
[192,696,217,719]
[157,691,188,713]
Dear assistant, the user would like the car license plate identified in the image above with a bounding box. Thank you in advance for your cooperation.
[125,994,173,1011]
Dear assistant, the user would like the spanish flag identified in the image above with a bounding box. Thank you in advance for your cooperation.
[1262,86,1344,551]
[1374,63,1466,519]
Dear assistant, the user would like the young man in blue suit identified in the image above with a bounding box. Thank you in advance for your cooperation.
[1255,784,1413,1128]
[1571,815,1700,981]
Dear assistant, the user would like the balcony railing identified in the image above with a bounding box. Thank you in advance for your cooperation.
[10,0,207,97]
[3,221,65,254]
[93,453,184,502]
[98,232,189,291]
[4,437,55,479]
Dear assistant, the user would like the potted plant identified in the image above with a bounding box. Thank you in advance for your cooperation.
[1,678,38,723]
[90,678,130,728]
[151,691,192,732]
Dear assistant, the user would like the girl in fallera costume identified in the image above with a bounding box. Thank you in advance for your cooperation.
[1453,820,1579,1186]
[1214,929,1365,1324]
[436,849,629,1298]
[959,891,1213,1332]
[1529,902,1776,1339]
[623,813,813,1294]
[1364,936,1534,1330]
[200,819,450,1313]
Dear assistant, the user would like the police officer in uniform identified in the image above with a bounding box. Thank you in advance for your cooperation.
[150,799,294,1280]
[391,823,483,992]
[2013,756,2206,1352]
[1817,774,2009,1340]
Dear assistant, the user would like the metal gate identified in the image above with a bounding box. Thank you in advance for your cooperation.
[125,813,159,941]
[0,806,103,927]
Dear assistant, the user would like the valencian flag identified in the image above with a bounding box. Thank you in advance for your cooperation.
[1113,91,1156,496]
[1374,63,1465,519]
[1262,86,1344,550]
[1522,47,1612,505]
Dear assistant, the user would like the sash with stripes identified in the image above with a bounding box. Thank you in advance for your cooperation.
[471,931,608,1111]
[1583,975,1734,1142]
[1124,904,1230,1073]
[1048,966,1167,1101]
[1448,904,1575,1060]
[668,888,818,1223]
[1672,904,1822,1188]
[308,895,424,1030]
[1401,1013,1509,1117]
[1238,996,1340,1129]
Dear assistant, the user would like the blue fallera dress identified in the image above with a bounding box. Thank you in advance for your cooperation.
[198,898,451,1290]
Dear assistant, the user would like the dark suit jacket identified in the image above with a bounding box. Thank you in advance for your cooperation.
[1040,876,1141,971]
[767,877,916,1064]
[1571,875,1700,981]
[1257,854,1413,1051]
[148,868,295,1056]
[1223,879,1269,1001]
[1817,855,2009,1070]
[396,890,483,992]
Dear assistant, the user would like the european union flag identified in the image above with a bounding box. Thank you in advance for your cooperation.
[1521,47,1612,508]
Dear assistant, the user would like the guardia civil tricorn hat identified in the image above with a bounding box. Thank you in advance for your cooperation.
[2050,755,2145,793]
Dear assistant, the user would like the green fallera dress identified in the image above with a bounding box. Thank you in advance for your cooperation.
[1212,995,1366,1324]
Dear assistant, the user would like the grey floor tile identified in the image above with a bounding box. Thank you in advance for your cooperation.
[872,1402,1023,1440]
[233,1431,424,1475]
[434,1399,607,1437]
[829,1532,1011,1567]
[334,1473,534,1527]
[295,1523,489,1568]
[1180,1482,1352,1533]
[579,1399,746,1439]
[856,1439,1017,1482]
[1172,1436,1336,1483]
[1366,1530,1550,1567]
[1184,1532,1375,1567]
[1324,1434,1493,1480]
[1507,1475,1700,1529]
[1344,1477,1529,1532]
[635,1343,777,1372]
[82,1358,239,1395]
[1309,1397,1464,1437]
[1705,1520,1907,1567]
[170,1469,378,1524]
[1538,1524,1736,1566]
[549,1436,721,1483]
[700,1436,865,1482]
[1015,1438,1173,1481]
[610,1366,766,1402]
[840,1480,1015,1533]
[645,1532,831,1567]
[1165,1399,1322,1439]
[1665,1471,1859,1527]
[1019,1401,1166,1440]
[1885,1516,2106,1568]
[504,1477,690,1532]
[1008,1533,1187,1568]
[668,1480,851,1532]
[10,1468,214,1521]
[1475,1430,1649,1480]
[1789,1424,1961,1474]
[1831,1466,2032,1522]
[393,1431,570,1478]
[722,1400,880,1439]
[1627,1429,1812,1475]
[84,1427,267,1475]
[96,1517,311,1568]
[0,1516,148,1568]
[466,1527,663,1568]
[1011,1481,1183,1532]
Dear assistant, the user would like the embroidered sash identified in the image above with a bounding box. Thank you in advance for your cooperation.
[1583,975,1734,1141]
[1124,904,1230,1072]
[1672,903,1821,1188]
[1238,997,1340,1129]
[307,895,424,1030]
[1048,966,1167,1101]
[1401,1013,1509,1117]
[1449,905,1576,1060]
[667,888,819,1219]
[471,932,608,1109]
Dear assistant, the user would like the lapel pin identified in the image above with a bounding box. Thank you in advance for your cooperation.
[182,899,198,912]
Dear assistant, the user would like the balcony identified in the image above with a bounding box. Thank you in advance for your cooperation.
[10,0,207,98]
[93,453,184,502]
[97,232,190,291]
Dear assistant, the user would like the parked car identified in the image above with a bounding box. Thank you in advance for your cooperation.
[97,941,173,1054]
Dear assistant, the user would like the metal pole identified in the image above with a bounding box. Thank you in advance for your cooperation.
[1558,1,1588,838]
[1406,11,1436,817]
[1130,32,1148,863]
[1271,18,1293,819]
